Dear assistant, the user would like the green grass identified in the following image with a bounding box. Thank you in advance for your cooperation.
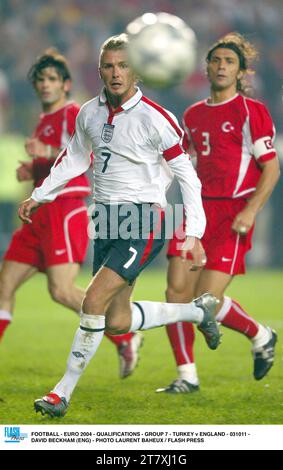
[0,269,282,424]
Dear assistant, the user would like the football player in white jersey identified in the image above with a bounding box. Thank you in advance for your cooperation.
[19,34,221,418]
[0,48,143,380]
[158,32,280,394]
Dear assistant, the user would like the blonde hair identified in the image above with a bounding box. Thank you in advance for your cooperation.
[99,34,128,66]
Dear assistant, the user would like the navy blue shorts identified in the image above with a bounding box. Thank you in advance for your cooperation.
[92,203,165,284]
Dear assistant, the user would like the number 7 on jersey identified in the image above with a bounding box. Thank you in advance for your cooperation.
[101,151,111,173]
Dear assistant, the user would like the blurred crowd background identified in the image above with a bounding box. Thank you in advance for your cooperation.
[0,0,282,266]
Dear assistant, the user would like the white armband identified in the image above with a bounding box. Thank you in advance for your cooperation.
[253,136,274,160]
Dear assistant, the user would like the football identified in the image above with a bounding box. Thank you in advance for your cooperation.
[126,12,197,88]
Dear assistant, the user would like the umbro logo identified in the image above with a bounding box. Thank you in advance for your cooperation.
[72,351,85,359]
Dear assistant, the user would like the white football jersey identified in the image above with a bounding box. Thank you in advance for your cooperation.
[32,87,205,238]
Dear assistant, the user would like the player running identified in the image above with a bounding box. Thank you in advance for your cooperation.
[0,48,142,379]
[19,34,221,418]
[157,33,280,394]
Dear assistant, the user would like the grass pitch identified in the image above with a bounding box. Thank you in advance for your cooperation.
[0,269,282,425]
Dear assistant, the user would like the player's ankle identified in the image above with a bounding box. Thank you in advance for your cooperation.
[177,363,199,386]
[0,311,12,339]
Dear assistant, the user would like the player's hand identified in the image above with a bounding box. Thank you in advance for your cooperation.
[25,138,48,158]
[232,207,256,235]
[16,161,33,182]
[18,198,41,224]
[180,236,207,271]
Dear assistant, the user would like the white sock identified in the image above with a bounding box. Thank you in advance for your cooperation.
[53,313,105,402]
[215,296,232,322]
[178,363,199,386]
[129,301,204,332]
[251,324,270,350]
[0,310,12,322]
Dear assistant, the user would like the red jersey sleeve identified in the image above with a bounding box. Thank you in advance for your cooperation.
[182,108,197,156]
[32,157,56,181]
[246,99,277,164]
[66,104,80,137]
[182,108,191,152]
[182,121,190,152]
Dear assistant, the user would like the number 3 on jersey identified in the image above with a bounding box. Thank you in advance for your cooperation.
[201,132,211,156]
[101,151,111,173]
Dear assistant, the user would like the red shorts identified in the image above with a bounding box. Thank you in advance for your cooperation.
[167,198,254,275]
[4,198,89,272]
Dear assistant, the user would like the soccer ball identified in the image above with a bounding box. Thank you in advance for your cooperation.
[126,12,197,88]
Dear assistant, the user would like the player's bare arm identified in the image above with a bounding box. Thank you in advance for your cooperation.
[25,137,61,159]
[16,161,33,182]
[232,158,280,235]
[181,236,206,270]
[18,198,41,224]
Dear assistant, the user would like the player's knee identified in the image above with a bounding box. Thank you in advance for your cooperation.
[106,316,128,334]
[49,283,70,306]
[166,283,188,302]
[82,291,107,315]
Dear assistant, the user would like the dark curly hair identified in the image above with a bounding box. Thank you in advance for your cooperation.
[206,32,258,94]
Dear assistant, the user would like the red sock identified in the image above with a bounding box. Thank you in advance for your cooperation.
[0,320,11,340]
[166,322,195,366]
[105,332,134,346]
[217,297,259,338]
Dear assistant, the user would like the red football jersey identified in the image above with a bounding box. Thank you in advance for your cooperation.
[32,102,91,199]
[183,94,276,199]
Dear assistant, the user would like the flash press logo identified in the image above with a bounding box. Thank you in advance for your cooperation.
[4,426,28,443]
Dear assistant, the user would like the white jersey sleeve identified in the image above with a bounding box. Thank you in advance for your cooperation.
[158,113,206,239]
[167,154,206,238]
[32,108,92,203]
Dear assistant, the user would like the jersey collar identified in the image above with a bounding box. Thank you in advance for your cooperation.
[205,93,239,107]
[40,101,75,117]
[99,86,143,111]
